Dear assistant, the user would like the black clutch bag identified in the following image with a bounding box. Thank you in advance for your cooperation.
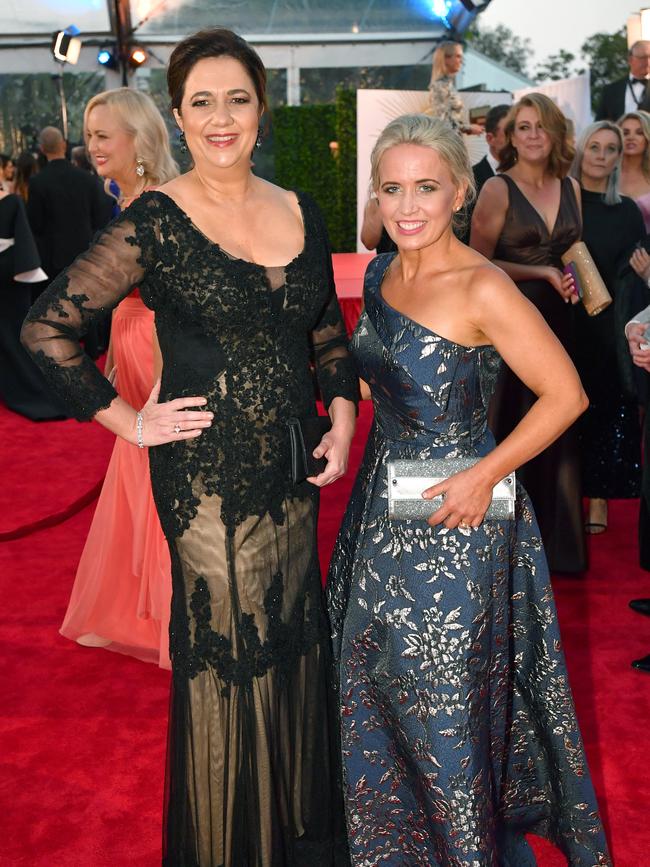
[287,416,331,483]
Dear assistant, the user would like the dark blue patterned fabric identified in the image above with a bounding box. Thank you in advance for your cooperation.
[327,253,611,866]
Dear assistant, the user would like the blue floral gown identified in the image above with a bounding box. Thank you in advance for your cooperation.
[327,254,611,866]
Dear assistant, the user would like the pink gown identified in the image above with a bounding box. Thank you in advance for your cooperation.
[60,290,172,668]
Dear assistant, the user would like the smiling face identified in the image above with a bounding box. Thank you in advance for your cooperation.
[510,105,553,165]
[86,104,136,185]
[173,55,261,172]
[621,118,648,158]
[376,143,465,251]
[581,129,621,186]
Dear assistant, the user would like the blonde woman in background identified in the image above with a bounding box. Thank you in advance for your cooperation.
[619,110,650,229]
[60,88,178,669]
[427,40,483,135]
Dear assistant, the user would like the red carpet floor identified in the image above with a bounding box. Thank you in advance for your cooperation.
[1,401,649,866]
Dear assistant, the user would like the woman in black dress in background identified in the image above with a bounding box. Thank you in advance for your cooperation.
[471,93,586,573]
[0,190,64,419]
[570,121,644,532]
[22,28,356,866]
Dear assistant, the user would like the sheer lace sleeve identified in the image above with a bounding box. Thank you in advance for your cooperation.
[21,193,159,421]
[309,205,359,409]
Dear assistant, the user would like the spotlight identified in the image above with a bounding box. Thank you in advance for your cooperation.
[97,44,118,69]
[51,26,82,65]
[128,46,148,68]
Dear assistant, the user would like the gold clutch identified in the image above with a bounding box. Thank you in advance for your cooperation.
[561,241,612,316]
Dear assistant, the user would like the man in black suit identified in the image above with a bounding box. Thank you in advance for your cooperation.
[472,104,510,196]
[596,40,650,121]
[27,126,112,293]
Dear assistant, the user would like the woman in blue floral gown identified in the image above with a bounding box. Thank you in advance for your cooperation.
[327,115,611,866]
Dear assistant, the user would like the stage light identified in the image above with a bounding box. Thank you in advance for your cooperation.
[128,46,148,68]
[97,44,118,69]
[431,0,453,19]
[51,26,82,65]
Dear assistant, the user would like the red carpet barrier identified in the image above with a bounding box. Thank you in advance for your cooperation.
[0,406,114,541]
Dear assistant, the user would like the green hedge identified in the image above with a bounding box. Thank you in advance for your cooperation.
[273,89,357,252]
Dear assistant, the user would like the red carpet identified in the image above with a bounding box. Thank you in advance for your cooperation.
[1,401,648,866]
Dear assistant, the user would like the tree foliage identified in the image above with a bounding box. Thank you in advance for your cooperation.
[0,72,103,154]
[466,23,532,77]
[580,28,628,111]
[535,49,577,83]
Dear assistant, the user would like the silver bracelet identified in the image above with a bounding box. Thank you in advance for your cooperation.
[136,411,144,449]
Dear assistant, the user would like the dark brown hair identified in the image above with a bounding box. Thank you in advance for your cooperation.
[498,93,574,178]
[167,28,267,115]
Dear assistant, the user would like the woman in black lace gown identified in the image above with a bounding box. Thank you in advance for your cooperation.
[471,93,586,573]
[22,29,357,866]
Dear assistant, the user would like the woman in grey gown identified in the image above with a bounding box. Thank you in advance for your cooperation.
[327,115,610,865]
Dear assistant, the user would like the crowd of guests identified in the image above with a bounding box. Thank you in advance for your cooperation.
[1,25,649,866]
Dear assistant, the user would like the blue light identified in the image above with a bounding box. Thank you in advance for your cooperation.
[97,48,112,65]
[431,0,453,26]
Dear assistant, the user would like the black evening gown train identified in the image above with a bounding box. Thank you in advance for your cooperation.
[0,194,65,419]
[327,254,611,866]
[22,190,357,866]
[489,175,587,573]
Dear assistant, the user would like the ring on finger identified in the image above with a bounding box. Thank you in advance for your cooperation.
[174,423,181,434]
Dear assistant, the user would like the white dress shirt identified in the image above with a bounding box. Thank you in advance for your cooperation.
[626,76,648,114]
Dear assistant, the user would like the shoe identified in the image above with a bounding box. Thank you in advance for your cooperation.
[632,654,650,673]
[585,498,607,534]
[629,599,650,617]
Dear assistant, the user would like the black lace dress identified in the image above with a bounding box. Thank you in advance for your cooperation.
[21,190,357,866]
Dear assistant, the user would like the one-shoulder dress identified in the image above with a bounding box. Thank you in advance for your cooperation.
[327,254,610,866]
[22,190,357,866]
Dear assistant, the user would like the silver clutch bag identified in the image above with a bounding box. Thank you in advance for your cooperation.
[387,458,516,521]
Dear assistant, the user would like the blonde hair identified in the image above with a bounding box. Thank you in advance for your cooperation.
[499,93,574,177]
[570,121,623,206]
[618,111,650,180]
[370,114,475,232]
[430,41,462,84]
[84,88,178,187]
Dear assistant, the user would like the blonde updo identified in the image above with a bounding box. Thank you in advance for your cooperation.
[84,88,178,187]
[370,114,476,230]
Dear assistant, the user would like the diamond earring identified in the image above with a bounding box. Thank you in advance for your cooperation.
[135,156,145,177]
[255,127,263,149]
[179,131,187,153]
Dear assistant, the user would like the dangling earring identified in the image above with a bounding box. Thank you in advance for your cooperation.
[255,127,263,149]
[135,156,145,177]
[179,131,187,153]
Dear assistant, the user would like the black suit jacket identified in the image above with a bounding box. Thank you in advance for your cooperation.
[472,155,495,197]
[26,159,113,283]
[596,77,650,121]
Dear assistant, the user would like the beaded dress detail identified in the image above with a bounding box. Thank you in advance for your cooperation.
[326,254,611,866]
[22,190,357,866]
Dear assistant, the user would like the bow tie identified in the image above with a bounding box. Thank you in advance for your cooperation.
[632,77,648,86]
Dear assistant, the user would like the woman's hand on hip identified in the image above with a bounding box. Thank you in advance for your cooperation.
[423,467,493,530]
[133,379,213,447]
